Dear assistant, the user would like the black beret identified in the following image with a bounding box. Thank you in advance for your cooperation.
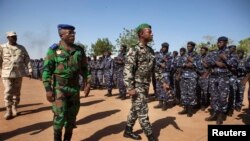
[161,42,169,48]
[187,41,196,47]
[217,36,228,42]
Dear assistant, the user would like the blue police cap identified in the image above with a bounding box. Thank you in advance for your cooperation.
[217,36,228,42]
[228,45,236,49]
[57,24,75,30]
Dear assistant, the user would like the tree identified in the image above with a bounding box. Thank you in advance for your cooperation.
[237,38,250,55]
[116,28,138,48]
[90,38,115,56]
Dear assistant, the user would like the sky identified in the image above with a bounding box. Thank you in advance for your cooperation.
[0,0,250,59]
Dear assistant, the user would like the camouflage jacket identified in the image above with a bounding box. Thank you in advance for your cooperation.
[237,57,247,77]
[115,52,126,72]
[0,42,32,78]
[123,43,163,91]
[206,47,238,76]
[42,43,89,92]
[177,51,201,78]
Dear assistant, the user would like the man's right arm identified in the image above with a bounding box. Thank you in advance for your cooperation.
[123,47,137,95]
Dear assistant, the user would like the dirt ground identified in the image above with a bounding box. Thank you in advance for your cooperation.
[0,77,249,141]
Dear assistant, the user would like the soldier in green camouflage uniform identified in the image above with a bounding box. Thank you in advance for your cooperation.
[123,23,168,141]
[42,24,89,141]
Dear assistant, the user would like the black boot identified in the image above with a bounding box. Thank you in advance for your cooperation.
[216,112,224,125]
[63,128,73,141]
[227,108,234,117]
[54,129,62,141]
[146,134,156,141]
[178,106,187,115]
[205,112,218,121]
[154,101,163,109]
[162,101,168,111]
[107,90,112,97]
[187,106,193,117]
[123,126,142,140]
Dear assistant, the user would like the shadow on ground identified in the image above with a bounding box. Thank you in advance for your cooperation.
[77,109,120,125]
[82,121,127,141]
[0,120,52,141]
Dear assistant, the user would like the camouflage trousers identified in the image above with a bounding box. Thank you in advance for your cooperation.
[198,78,209,106]
[228,75,238,110]
[126,83,153,136]
[155,80,168,101]
[2,77,22,107]
[117,71,126,96]
[209,76,230,113]
[235,77,245,108]
[97,73,103,87]
[52,86,80,130]
[180,78,197,106]
[91,70,97,87]
[104,71,113,91]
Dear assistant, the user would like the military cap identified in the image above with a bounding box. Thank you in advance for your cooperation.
[217,36,228,42]
[6,31,17,37]
[187,41,196,47]
[201,46,208,51]
[161,42,169,48]
[136,23,151,33]
[57,24,75,30]
[228,45,236,49]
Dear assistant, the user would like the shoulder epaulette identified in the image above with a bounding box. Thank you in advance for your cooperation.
[49,43,58,50]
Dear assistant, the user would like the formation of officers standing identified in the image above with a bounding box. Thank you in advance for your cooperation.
[1,24,250,141]
[88,36,250,125]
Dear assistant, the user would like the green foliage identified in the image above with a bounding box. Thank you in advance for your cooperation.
[237,38,250,55]
[116,28,138,48]
[90,38,115,56]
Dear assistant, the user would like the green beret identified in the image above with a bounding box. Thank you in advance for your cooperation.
[136,23,151,33]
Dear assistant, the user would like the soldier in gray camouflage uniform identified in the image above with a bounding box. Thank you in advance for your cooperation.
[123,23,168,141]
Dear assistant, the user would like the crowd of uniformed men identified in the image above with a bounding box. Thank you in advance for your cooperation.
[87,37,250,125]
[1,28,250,141]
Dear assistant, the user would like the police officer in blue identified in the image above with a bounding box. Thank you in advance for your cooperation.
[103,51,114,96]
[236,49,247,112]
[89,55,98,88]
[174,48,186,105]
[115,44,127,100]
[227,45,239,116]
[154,42,172,111]
[177,42,201,117]
[197,46,210,111]
[96,56,104,89]
[205,36,238,124]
